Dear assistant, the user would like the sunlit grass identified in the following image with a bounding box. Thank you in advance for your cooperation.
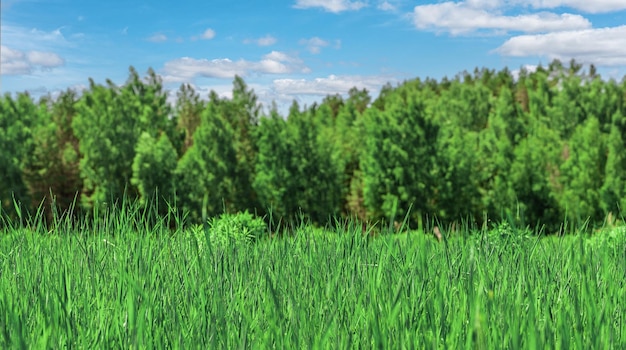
[1,205,625,348]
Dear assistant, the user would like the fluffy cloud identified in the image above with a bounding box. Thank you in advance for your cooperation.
[1,45,65,75]
[27,51,65,67]
[244,35,277,46]
[526,0,626,13]
[147,33,167,42]
[161,51,309,83]
[472,0,626,13]
[299,37,330,54]
[459,0,626,13]
[413,2,591,35]
[496,25,626,66]
[201,28,216,40]
[294,0,367,13]
[378,1,396,11]
[272,74,394,96]
[190,28,216,41]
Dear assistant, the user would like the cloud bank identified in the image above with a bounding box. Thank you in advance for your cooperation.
[161,51,309,83]
[1,45,65,75]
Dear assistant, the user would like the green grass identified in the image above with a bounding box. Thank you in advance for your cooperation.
[1,208,625,349]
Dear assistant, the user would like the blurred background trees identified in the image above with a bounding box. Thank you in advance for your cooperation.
[2,60,625,231]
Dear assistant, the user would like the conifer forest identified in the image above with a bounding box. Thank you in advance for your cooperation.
[2,59,626,231]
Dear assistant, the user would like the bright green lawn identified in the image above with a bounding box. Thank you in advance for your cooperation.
[1,217,625,349]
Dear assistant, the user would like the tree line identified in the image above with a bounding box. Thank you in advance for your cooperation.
[1,60,625,231]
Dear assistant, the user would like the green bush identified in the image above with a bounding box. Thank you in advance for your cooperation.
[209,211,267,248]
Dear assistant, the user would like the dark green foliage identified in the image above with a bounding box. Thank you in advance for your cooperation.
[254,103,343,225]
[72,68,171,209]
[361,90,438,226]
[3,60,626,230]
[253,108,292,220]
[559,117,605,223]
[333,89,370,218]
[22,90,83,219]
[174,83,204,153]
[477,87,521,219]
[0,93,38,219]
[175,101,238,220]
[218,77,262,213]
[131,132,178,212]
[600,113,626,215]
[509,125,563,228]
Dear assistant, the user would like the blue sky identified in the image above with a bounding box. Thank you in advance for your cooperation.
[2,0,626,110]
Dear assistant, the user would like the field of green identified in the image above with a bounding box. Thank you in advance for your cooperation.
[1,207,625,349]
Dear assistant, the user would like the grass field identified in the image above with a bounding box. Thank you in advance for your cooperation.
[1,207,625,349]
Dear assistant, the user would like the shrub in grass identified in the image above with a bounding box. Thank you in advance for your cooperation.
[209,211,267,248]
[187,211,267,251]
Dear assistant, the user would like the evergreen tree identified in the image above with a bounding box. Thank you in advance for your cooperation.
[600,115,626,217]
[361,91,438,226]
[218,77,262,212]
[131,132,178,213]
[174,83,204,154]
[175,101,238,221]
[22,90,83,219]
[0,93,38,219]
[509,125,563,229]
[477,87,520,220]
[254,102,343,224]
[253,106,294,221]
[72,67,171,209]
[559,117,605,223]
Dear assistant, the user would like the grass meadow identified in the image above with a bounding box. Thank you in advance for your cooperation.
[1,205,625,349]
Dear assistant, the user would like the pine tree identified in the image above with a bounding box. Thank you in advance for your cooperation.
[361,90,438,226]
[253,106,294,221]
[477,86,520,220]
[72,67,171,209]
[218,77,262,212]
[600,117,626,216]
[559,117,605,223]
[175,101,238,221]
[174,83,204,154]
[0,93,38,219]
[131,132,178,213]
[22,90,83,219]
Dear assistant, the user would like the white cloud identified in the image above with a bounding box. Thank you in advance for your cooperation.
[161,51,309,83]
[464,0,505,9]
[1,25,72,51]
[1,45,65,75]
[244,35,277,46]
[201,28,216,40]
[413,2,591,35]
[191,28,217,41]
[147,33,167,42]
[299,37,330,54]
[1,46,30,75]
[496,25,626,66]
[272,74,395,96]
[378,1,396,11]
[460,0,626,13]
[294,0,367,13]
[507,0,626,13]
[26,51,65,68]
